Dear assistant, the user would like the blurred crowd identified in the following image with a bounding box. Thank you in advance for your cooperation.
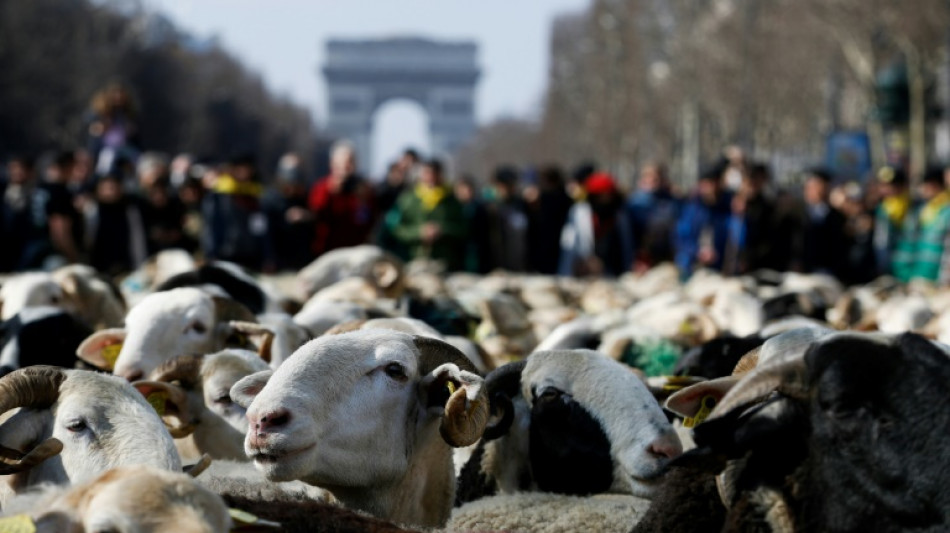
[1,84,948,285]
[4,138,949,287]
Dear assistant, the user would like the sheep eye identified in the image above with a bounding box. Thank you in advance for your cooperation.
[384,362,407,381]
[189,322,207,334]
[536,387,563,401]
[213,394,232,405]
[66,419,88,432]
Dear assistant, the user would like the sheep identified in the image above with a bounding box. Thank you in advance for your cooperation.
[0,267,125,330]
[455,350,680,507]
[451,491,651,533]
[636,331,950,532]
[0,307,92,377]
[292,298,398,338]
[51,264,126,329]
[256,313,313,368]
[296,244,404,299]
[155,261,282,314]
[0,273,63,321]
[0,366,181,505]
[75,287,273,381]
[134,350,271,462]
[1,465,233,532]
[230,330,489,528]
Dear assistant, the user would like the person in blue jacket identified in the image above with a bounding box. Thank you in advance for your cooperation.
[675,165,742,277]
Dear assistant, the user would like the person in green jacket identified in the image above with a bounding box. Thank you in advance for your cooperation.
[390,159,467,271]
[892,167,950,285]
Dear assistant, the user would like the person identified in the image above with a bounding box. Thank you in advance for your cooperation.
[377,148,418,215]
[42,151,84,266]
[85,82,140,175]
[793,168,849,278]
[872,166,911,276]
[836,181,877,285]
[140,176,188,254]
[733,162,775,273]
[626,162,679,271]
[484,166,529,272]
[674,166,739,277]
[559,171,633,277]
[308,142,376,257]
[525,165,573,275]
[81,172,147,276]
[264,153,314,270]
[892,166,950,285]
[202,154,274,271]
[454,176,491,273]
[0,156,52,270]
[390,159,466,271]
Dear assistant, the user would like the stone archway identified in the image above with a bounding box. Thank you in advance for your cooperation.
[322,37,480,173]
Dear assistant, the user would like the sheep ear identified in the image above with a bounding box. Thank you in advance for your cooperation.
[133,381,196,438]
[372,260,401,291]
[420,364,489,447]
[225,321,275,363]
[664,376,739,422]
[231,370,273,409]
[76,329,127,371]
[414,336,489,447]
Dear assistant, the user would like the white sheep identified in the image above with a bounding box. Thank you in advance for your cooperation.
[0,366,182,505]
[230,330,488,528]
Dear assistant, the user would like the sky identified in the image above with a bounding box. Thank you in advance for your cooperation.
[146,0,591,176]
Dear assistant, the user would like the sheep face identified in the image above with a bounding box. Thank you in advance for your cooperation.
[201,350,269,433]
[0,273,67,320]
[76,288,261,381]
[522,351,682,498]
[0,368,180,497]
[690,332,950,531]
[232,330,488,525]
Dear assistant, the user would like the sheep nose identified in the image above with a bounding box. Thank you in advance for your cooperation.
[647,433,683,461]
[119,369,144,382]
[254,409,290,433]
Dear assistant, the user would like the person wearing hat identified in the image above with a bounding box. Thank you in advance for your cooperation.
[558,171,632,277]
[892,166,950,284]
[872,166,910,276]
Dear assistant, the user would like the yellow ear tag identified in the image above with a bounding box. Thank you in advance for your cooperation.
[682,395,717,429]
[147,391,168,416]
[0,514,36,533]
[661,375,696,391]
[445,381,457,395]
[678,319,696,337]
[101,343,122,368]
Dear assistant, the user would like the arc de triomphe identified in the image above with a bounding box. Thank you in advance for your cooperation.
[322,38,480,173]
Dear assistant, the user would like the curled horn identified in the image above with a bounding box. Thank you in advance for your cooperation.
[704,359,808,425]
[414,336,489,447]
[151,355,205,389]
[0,366,68,474]
[0,439,64,475]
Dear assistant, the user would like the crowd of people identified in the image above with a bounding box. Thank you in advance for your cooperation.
[3,136,949,286]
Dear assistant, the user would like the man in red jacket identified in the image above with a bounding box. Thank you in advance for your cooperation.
[308,142,376,256]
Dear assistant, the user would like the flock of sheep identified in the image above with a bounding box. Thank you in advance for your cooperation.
[0,244,948,532]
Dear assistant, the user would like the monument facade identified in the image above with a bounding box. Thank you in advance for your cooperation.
[323,37,480,172]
